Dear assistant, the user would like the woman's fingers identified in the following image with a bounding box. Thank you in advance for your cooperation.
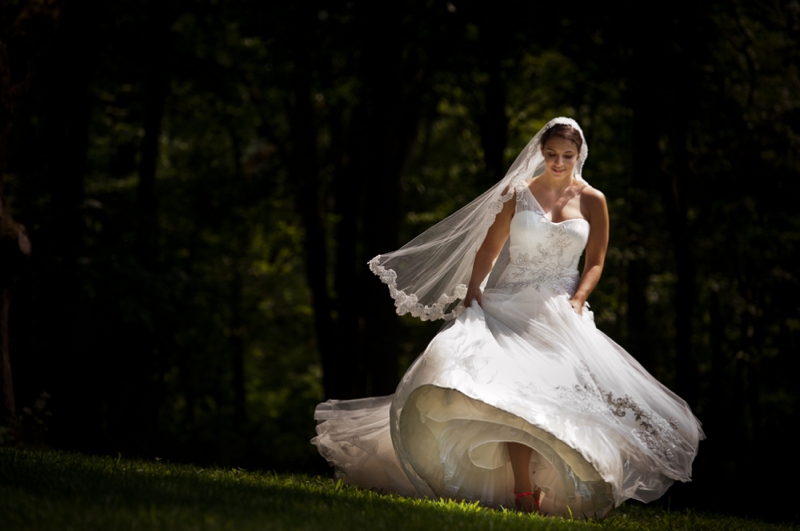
[465,288,483,308]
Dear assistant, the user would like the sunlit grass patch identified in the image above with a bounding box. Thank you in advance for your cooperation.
[0,448,794,531]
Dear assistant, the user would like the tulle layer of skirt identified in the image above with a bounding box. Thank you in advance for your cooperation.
[312,287,704,518]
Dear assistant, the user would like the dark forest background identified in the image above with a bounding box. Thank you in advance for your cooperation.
[1,0,799,523]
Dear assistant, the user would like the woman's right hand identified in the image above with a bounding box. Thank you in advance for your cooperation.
[464,285,483,308]
[463,192,513,311]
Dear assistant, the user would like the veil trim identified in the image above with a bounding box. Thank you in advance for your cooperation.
[367,259,467,322]
[368,183,520,321]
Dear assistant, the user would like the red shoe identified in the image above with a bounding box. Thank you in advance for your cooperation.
[514,488,541,513]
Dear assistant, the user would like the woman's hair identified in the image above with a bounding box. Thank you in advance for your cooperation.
[540,124,583,151]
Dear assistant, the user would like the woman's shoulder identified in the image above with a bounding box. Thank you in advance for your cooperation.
[579,183,606,205]
[578,183,608,221]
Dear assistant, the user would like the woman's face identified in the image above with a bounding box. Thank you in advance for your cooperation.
[541,137,579,179]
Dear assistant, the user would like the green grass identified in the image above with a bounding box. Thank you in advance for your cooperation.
[0,448,793,531]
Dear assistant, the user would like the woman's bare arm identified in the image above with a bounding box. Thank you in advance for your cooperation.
[570,189,609,314]
[464,197,515,307]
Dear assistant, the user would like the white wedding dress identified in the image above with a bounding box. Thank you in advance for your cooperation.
[312,183,704,519]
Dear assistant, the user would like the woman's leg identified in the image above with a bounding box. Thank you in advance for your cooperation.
[508,442,540,513]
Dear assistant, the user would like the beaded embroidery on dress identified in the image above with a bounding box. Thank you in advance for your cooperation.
[312,180,704,519]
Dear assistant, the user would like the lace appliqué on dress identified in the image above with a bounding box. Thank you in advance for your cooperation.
[557,362,681,461]
[495,222,583,296]
[496,256,580,295]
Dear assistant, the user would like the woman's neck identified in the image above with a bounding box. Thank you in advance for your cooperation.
[537,172,576,195]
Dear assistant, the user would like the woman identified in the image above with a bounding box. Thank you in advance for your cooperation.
[312,118,704,518]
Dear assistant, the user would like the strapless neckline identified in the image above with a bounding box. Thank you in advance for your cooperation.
[516,209,589,227]
[523,185,589,227]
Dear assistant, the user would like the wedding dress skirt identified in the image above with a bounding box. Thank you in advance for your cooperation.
[312,186,704,519]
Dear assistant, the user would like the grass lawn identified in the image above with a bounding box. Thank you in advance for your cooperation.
[0,447,794,531]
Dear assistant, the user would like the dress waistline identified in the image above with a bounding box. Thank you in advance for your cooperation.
[494,265,580,296]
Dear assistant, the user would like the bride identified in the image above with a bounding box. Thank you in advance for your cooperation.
[312,118,704,518]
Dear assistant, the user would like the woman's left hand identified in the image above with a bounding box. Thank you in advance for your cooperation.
[568,298,583,315]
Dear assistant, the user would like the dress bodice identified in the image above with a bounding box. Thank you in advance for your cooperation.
[494,184,590,296]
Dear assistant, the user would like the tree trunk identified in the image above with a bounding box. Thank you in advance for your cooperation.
[331,101,361,399]
[119,0,176,453]
[0,165,33,441]
[474,19,509,188]
[0,230,30,437]
[286,5,340,400]
[629,115,657,373]
[228,126,247,425]
[0,8,16,433]
[0,0,47,439]
[625,251,650,363]
[0,206,32,439]
[137,0,173,264]
[230,267,247,425]
[0,85,31,438]
[636,9,700,406]
[0,286,15,435]
[662,128,698,409]
[357,4,422,397]
[39,1,94,452]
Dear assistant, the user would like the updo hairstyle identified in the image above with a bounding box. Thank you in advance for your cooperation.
[540,124,583,152]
